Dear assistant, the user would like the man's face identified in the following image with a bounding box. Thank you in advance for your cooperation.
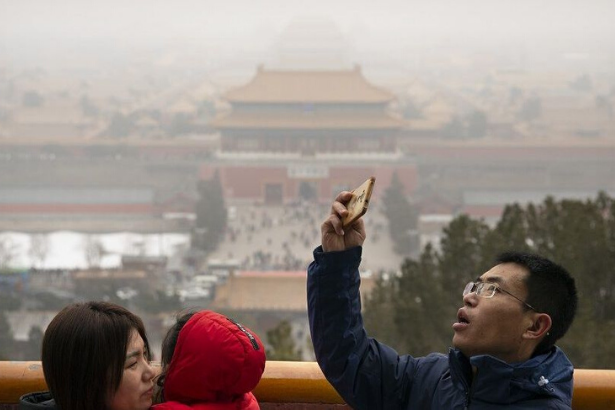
[452,262,535,363]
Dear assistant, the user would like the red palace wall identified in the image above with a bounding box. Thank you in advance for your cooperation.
[200,163,417,204]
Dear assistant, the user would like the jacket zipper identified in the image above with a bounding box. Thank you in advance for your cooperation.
[464,369,477,410]
[227,317,260,350]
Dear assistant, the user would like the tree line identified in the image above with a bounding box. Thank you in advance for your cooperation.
[365,191,615,369]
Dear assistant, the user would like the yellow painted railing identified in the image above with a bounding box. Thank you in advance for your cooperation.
[1,361,615,409]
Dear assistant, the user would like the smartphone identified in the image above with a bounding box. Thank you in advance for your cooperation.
[342,176,376,227]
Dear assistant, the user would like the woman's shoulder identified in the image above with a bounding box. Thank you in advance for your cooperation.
[19,391,57,409]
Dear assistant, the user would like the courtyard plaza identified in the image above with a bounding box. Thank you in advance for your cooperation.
[207,202,404,274]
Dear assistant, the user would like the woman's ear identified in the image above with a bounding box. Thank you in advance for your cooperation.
[524,313,552,340]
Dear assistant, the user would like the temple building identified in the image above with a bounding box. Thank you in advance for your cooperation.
[204,65,416,204]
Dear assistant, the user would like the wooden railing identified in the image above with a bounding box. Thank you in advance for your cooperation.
[1,361,615,409]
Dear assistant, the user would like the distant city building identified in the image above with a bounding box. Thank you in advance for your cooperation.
[205,65,416,204]
[213,65,403,155]
[72,268,154,300]
[0,186,195,233]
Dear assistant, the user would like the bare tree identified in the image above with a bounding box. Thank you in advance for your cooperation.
[84,235,105,268]
[29,234,49,269]
[0,237,19,269]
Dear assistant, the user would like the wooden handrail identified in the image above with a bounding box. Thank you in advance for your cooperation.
[1,361,614,409]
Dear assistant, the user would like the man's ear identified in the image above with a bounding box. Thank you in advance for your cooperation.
[524,313,552,340]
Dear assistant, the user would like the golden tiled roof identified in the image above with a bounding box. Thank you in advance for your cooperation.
[211,271,374,312]
[224,67,395,103]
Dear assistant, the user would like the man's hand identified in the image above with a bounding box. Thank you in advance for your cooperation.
[322,191,366,252]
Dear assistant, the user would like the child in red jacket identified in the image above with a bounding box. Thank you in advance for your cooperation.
[152,310,266,410]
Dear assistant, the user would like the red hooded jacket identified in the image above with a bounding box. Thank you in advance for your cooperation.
[152,311,266,410]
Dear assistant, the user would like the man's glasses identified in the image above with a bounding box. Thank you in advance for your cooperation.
[463,281,536,311]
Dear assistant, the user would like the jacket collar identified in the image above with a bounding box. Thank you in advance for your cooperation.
[448,347,573,406]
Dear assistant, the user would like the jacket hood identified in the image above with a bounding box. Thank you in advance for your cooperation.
[19,392,57,409]
[163,310,266,405]
[450,346,573,406]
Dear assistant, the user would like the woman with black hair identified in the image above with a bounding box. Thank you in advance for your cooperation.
[19,301,156,410]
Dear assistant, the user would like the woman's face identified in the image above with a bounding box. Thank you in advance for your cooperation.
[108,329,155,410]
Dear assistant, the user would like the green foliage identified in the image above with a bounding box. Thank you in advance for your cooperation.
[365,245,449,356]
[192,170,228,252]
[22,91,44,107]
[23,326,44,361]
[363,274,399,346]
[466,110,488,138]
[80,95,99,117]
[508,86,524,104]
[133,290,182,314]
[266,320,302,361]
[569,74,592,92]
[103,112,135,138]
[0,292,21,311]
[441,116,465,139]
[0,312,13,360]
[400,98,422,120]
[381,172,419,256]
[438,215,492,304]
[517,96,542,122]
[198,100,216,119]
[441,110,488,139]
[30,291,70,311]
[166,113,195,136]
[364,192,615,368]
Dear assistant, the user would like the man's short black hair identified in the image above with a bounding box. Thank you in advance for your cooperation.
[496,251,577,354]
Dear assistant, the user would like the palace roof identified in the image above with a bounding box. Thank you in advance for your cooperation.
[224,66,395,104]
[210,271,374,312]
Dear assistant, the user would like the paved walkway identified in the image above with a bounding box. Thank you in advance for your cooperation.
[208,202,404,274]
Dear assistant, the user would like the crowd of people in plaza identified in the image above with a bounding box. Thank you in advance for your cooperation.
[215,203,388,272]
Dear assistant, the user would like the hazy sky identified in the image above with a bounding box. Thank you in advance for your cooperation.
[1,0,614,68]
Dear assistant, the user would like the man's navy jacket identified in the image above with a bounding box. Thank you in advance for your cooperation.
[307,246,574,409]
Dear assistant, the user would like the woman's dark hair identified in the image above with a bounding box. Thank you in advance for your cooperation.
[496,252,578,354]
[42,301,151,410]
[154,309,196,403]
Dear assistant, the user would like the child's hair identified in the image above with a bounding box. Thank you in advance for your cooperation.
[154,310,197,403]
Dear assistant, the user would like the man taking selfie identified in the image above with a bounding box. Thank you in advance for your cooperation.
[307,191,578,409]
